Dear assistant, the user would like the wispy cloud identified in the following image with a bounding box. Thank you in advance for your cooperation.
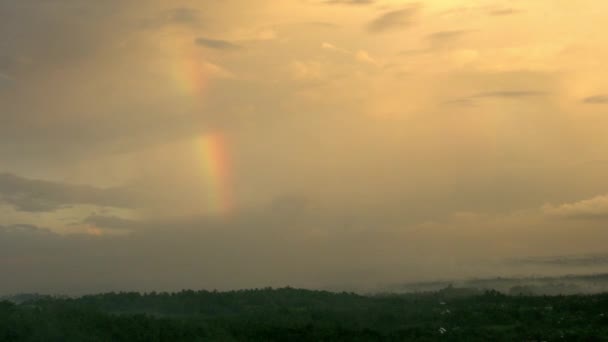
[141,7,203,28]
[582,95,608,104]
[445,90,547,106]
[195,38,242,51]
[83,214,138,231]
[471,91,547,99]
[0,173,133,212]
[543,194,608,220]
[513,253,608,267]
[324,0,375,5]
[427,30,470,46]
[367,7,419,33]
[0,223,54,236]
[322,42,381,66]
[399,30,472,56]
[441,6,522,17]
[299,21,339,28]
[488,8,522,16]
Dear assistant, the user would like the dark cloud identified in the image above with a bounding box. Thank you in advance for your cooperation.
[513,254,608,267]
[83,214,139,231]
[0,2,241,162]
[0,223,54,236]
[82,195,317,232]
[367,8,419,33]
[195,37,242,51]
[0,100,215,161]
[2,198,605,295]
[0,1,127,72]
[446,90,547,105]
[583,95,608,104]
[553,211,608,221]
[0,173,133,212]
[2,186,607,295]
[0,217,400,294]
[0,66,333,162]
[0,202,502,295]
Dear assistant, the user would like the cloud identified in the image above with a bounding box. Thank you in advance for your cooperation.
[0,214,408,294]
[290,60,324,80]
[488,8,522,16]
[513,253,608,267]
[0,1,128,71]
[141,7,203,28]
[83,214,139,231]
[0,201,524,294]
[367,8,419,33]
[163,7,202,25]
[3,0,608,295]
[0,2,248,162]
[195,38,242,51]
[440,6,522,18]
[471,90,547,99]
[324,0,375,5]
[322,42,350,54]
[3,185,608,294]
[583,95,608,104]
[445,90,548,105]
[0,223,54,237]
[0,173,133,212]
[355,50,380,65]
[398,30,471,56]
[321,42,380,66]
[543,195,608,220]
[427,30,470,46]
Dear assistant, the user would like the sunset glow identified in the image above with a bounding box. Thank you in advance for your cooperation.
[2,0,608,294]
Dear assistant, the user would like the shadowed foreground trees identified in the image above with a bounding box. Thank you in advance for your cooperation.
[1,287,608,341]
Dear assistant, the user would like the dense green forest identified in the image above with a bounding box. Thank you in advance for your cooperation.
[2,287,608,341]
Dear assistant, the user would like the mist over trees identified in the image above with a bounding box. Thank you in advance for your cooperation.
[2,287,608,341]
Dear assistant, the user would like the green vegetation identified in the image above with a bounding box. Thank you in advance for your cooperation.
[2,287,608,341]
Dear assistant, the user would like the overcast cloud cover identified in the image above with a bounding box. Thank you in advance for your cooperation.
[2,0,608,294]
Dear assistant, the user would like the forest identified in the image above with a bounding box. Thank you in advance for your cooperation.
[2,286,608,341]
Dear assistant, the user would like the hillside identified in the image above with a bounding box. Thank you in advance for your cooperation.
[2,287,608,341]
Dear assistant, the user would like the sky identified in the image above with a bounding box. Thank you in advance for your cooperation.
[2,0,608,294]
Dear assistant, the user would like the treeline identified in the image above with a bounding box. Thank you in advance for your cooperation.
[2,287,608,341]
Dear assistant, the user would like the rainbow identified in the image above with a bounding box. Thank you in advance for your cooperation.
[197,133,233,215]
[164,34,234,215]
[170,41,211,98]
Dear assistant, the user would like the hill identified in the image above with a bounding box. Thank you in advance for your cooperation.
[2,287,608,341]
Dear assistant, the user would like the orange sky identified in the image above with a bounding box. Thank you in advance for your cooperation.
[1,0,608,292]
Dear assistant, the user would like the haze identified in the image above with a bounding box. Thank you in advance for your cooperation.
[2,0,608,295]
